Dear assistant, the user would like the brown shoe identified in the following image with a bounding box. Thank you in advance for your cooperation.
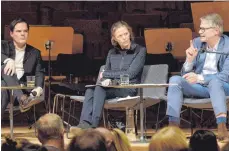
[217,123,229,142]
[19,95,43,112]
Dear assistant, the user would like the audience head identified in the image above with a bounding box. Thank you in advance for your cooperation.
[110,21,134,49]
[1,137,41,151]
[67,129,107,151]
[149,126,189,151]
[222,142,229,151]
[189,130,219,151]
[110,128,131,151]
[36,113,64,144]
[95,127,115,151]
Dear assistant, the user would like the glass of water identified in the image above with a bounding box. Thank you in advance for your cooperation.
[26,76,35,87]
[120,74,129,85]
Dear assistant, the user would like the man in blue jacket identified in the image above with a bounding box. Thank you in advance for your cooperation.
[166,13,229,141]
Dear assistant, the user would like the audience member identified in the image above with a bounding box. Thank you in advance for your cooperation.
[1,137,41,151]
[36,113,65,151]
[222,141,229,151]
[67,129,107,151]
[149,126,189,151]
[110,128,132,151]
[95,127,116,151]
[189,130,219,151]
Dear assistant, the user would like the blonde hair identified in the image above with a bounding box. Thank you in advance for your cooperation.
[200,13,224,35]
[110,21,134,46]
[149,126,188,151]
[110,128,131,151]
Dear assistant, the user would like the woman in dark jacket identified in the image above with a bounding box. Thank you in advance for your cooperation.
[71,21,146,130]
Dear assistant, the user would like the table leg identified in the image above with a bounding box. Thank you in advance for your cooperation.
[10,90,14,139]
[139,88,146,142]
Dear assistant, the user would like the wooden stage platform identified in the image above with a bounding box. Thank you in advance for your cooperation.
[1,126,228,151]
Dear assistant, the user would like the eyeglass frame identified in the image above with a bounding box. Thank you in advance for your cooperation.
[199,27,215,33]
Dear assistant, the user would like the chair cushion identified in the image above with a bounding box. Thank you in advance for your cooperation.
[183,96,229,109]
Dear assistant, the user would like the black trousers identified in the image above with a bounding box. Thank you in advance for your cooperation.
[1,65,28,116]
[79,85,137,127]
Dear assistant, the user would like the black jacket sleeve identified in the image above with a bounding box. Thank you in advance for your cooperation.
[1,40,11,64]
[34,50,45,88]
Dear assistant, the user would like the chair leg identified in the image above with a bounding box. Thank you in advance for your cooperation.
[33,105,37,136]
[61,96,66,123]
[189,108,193,135]
[66,100,73,139]
[103,109,107,128]
[156,101,161,131]
[155,101,168,128]
[134,110,138,136]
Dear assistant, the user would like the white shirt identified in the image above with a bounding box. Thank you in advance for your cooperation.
[15,47,26,79]
[183,39,220,83]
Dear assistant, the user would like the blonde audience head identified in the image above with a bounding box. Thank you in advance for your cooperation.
[95,127,131,151]
[149,126,188,151]
[95,127,115,151]
[110,128,131,151]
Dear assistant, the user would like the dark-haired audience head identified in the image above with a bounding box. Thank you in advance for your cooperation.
[36,113,64,150]
[149,126,189,151]
[1,137,41,151]
[189,130,219,151]
[67,129,107,151]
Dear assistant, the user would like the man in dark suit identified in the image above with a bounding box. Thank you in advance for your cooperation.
[1,18,45,115]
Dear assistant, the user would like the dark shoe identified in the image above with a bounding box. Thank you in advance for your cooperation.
[19,95,43,112]
[217,123,229,142]
[70,121,93,134]
[77,121,93,129]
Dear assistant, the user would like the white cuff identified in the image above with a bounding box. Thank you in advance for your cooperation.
[3,58,14,64]
[183,61,194,72]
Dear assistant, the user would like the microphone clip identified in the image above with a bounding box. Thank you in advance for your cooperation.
[45,40,54,50]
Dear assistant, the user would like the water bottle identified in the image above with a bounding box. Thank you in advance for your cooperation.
[125,107,136,141]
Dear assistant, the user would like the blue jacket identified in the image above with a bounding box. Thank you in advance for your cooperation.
[181,34,229,84]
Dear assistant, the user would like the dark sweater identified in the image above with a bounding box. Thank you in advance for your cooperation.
[102,42,146,85]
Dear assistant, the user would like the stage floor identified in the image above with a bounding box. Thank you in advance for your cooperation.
[1,126,228,151]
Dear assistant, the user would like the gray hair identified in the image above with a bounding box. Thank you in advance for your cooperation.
[110,21,134,46]
[200,13,223,35]
[36,113,64,143]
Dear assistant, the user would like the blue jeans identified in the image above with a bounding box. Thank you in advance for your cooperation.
[166,75,229,118]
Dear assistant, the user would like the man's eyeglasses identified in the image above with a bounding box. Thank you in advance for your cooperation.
[199,27,214,33]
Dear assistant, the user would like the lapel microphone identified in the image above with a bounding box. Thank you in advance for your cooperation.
[199,48,229,55]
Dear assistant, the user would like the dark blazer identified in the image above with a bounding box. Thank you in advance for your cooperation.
[1,40,45,88]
